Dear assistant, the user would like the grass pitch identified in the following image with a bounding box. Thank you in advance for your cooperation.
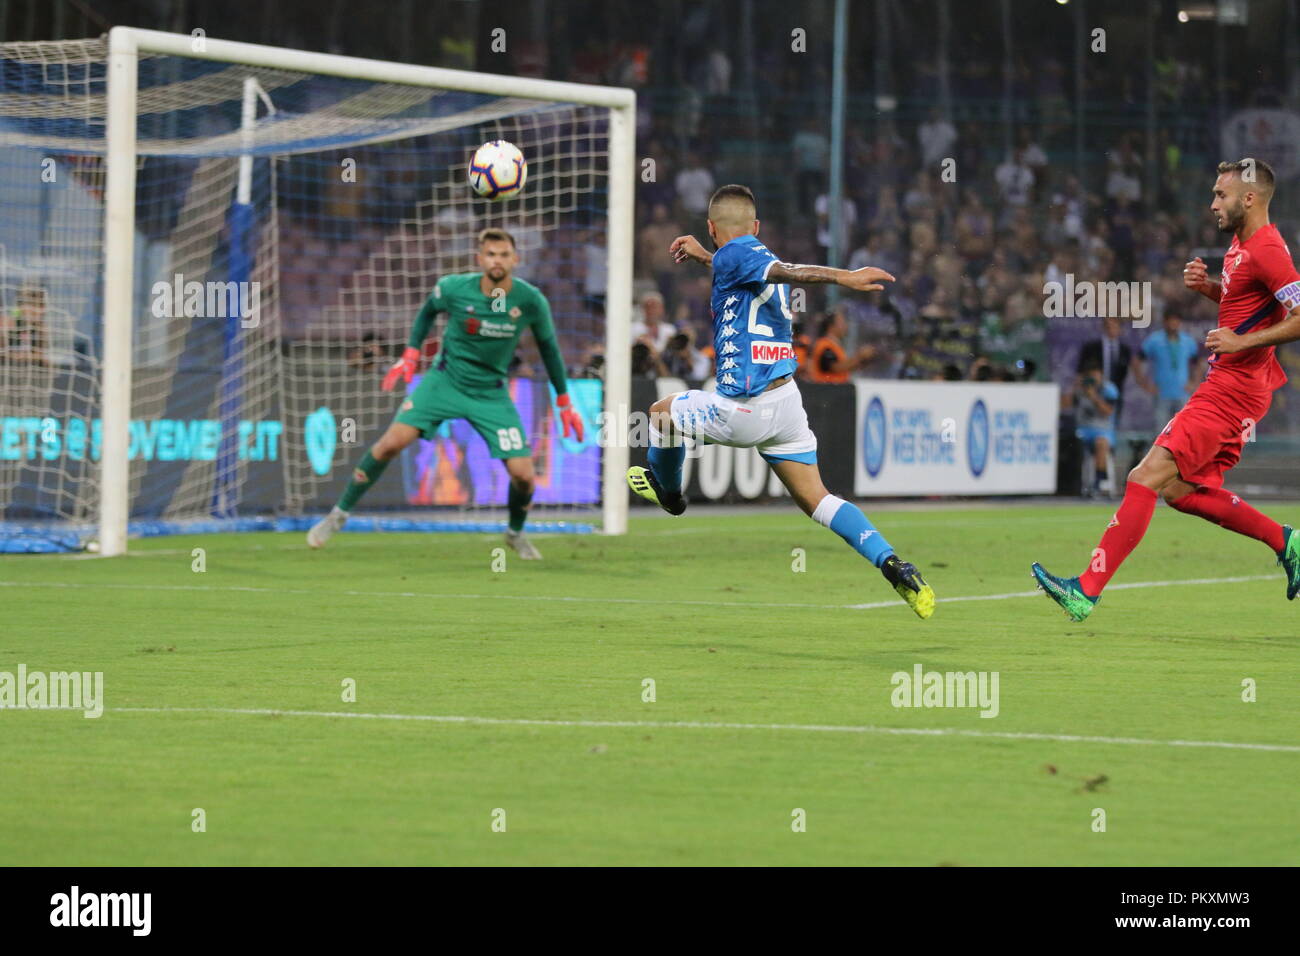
[2,502,1298,866]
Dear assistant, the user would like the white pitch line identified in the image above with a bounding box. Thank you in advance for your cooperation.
[847,574,1277,609]
[105,706,1300,753]
[0,573,1279,613]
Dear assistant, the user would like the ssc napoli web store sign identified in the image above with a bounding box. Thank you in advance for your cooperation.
[853,381,1058,496]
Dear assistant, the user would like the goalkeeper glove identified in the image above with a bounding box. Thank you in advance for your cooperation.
[556,392,584,441]
[381,346,420,391]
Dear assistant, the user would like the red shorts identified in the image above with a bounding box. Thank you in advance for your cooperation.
[1154,377,1272,488]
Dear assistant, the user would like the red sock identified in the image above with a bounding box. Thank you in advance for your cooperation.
[1078,482,1158,597]
[1168,487,1285,553]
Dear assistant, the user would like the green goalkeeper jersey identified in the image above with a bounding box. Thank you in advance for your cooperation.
[408,272,567,393]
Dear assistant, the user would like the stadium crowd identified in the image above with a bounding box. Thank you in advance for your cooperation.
[250,3,1292,454]
[624,117,1226,419]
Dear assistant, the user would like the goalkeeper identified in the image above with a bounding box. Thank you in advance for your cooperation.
[308,228,584,559]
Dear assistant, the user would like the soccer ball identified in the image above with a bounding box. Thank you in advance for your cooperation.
[468,140,527,200]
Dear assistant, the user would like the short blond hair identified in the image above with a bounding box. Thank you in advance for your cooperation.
[478,227,516,248]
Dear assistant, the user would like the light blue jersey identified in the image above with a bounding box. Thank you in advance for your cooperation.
[710,234,798,397]
[1142,330,1199,400]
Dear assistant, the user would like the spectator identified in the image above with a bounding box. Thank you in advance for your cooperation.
[347,331,385,373]
[662,328,711,381]
[674,151,715,217]
[791,117,830,209]
[2,285,50,366]
[994,148,1035,213]
[583,230,608,311]
[630,291,676,354]
[1077,316,1146,424]
[578,344,605,380]
[510,211,546,261]
[867,186,905,235]
[1043,238,1081,287]
[898,333,940,380]
[1141,223,1176,276]
[955,192,995,267]
[1106,135,1143,206]
[703,47,731,95]
[631,341,666,378]
[977,278,1047,381]
[901,170,937,217]
[792,319,812,372]
[1155,127,1182,212]
[1050,175,1088,240]
[873,229,907,279]
[918,286,978,377]
[1015,128,1049,197]
[637,203,681,292]
[848,232,893,274]
[956,121,988,184]
[808,310,875,383]
[638,137,676,210]
[917,107,958,168]
[1140,311,1202,429]
[1074,358,1120,497]
[1107,198,1138,277]
[814,189,857,262]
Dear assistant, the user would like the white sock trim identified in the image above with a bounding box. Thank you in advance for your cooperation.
[812,494,845,528]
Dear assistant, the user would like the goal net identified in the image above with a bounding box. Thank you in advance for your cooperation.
[0,29,633,554]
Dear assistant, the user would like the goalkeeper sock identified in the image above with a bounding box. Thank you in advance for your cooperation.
[812,494,895,568]
[338,451,389,512]
[507,480,533,532]
[647,424,684,494]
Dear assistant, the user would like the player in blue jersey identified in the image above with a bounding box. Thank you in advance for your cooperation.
[626,184,935,618]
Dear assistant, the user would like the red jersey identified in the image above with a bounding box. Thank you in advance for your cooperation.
[1209,222,1300,393]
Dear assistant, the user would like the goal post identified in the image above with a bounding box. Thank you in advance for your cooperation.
[5,27,634,555]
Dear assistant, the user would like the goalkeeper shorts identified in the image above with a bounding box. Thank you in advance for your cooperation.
[395,369,531,459]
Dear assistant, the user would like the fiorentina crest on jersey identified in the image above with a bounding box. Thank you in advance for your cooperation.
[1222,252,1244,294]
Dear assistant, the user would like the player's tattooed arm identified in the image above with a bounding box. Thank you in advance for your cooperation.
[767,263,896,292]
[1206,304,1300,354]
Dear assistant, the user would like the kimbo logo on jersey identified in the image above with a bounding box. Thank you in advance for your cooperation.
[749,341,794,364]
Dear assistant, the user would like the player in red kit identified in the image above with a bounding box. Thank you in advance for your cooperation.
[1034,159,1300,621]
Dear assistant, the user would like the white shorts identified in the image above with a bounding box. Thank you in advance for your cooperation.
[669,379,818,463]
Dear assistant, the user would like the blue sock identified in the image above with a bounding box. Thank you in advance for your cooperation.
[815,494,895,568]
[647,444,684,493]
